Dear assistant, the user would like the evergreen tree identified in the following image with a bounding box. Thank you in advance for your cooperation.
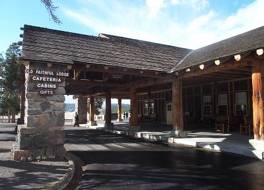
[0,42,22,122]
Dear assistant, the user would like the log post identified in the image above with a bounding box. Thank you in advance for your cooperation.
[105,92,112,127]
[172,78,184,133]
[117,98,123,122]
[252,62,264,140]
[89,96,97,126]
[130,89,138,127]
[77,96,88,124]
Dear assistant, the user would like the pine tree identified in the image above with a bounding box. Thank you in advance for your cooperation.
[0,42,23,122]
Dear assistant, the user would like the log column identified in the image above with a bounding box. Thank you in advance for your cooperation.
[89,96,97,126]
[105,92,112,127]
[117,98,123,122]
[252,62,264,140]
[172,78,184,132]
[77,96,88,124]
[130,89,138,127]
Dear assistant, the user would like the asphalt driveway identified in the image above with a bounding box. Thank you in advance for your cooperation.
[65,128,264,190]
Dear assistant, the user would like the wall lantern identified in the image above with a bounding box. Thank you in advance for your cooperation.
[199,64,205,70]
[86,64,91,69]
[175,72,179,76]
[47,63,52,68]
[104,66,109,70]
[256,48,264,56]
[214,59,221,66]
[234,54,241,61]
[185,68,191,72]
[67,65,72,70]
[140,70,144,74]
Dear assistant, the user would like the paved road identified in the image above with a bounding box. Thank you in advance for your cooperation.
[65,128,264,190]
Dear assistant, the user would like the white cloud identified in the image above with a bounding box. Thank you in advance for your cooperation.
[170,0,208,10]
[62,0,264,49]
[146,0,166,18]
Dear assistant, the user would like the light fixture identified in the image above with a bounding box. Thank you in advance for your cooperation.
[67,65,72,70]
[234,54,241,61]
[104,66,109,70]
[256,48,264,56]
[140,70,144,74]
[86,64,91,68]
[175,72,179,76]
[186,68,191,72]
[214,59,221,66]
[199,64,205,70]
[47,63,52,68]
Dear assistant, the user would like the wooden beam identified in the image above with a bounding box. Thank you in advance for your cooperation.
[181,59,251,79]
[130,89,138,127]
[66,78,123,87]
[89,96,95,124]
[116,77,174,91]
[105,92,112,127]
[73,62,169,79]
[172,78,183,130]
[117,98,123,122]
[252,61,264,140]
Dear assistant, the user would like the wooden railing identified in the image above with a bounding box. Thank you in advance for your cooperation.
[0,115,17,123]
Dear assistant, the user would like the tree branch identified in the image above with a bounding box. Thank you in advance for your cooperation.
[41,0,61,24]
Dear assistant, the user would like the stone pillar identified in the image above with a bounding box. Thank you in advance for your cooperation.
[117,98,123,122]
[130,89,138,127]
[172,78,184,136]
[105,92,112,127]
[89,96,97,126]
[77,96,88,124]
[252,62,264,140]
[12,62,68,161]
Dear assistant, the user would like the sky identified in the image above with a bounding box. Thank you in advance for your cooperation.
[1,0,264,103]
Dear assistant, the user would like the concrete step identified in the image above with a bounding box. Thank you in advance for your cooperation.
[168,137,263,160]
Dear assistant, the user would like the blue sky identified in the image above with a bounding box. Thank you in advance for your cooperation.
[1,0,263,53]
[1,0,263,103]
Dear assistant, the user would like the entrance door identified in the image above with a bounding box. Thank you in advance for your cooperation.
[166,103,172,125]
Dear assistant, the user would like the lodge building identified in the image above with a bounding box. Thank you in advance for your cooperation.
[13,25,264,160]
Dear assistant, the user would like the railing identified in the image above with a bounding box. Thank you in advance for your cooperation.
[0,115,18,123]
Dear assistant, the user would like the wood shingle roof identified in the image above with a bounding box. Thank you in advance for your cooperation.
[171,26,264,72]
[21,25,264,74]
[21,25,191,72]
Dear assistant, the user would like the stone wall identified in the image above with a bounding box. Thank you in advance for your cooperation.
[12,62,68,161]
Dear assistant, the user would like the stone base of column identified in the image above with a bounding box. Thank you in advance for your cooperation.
[249,139,264,160]
[171,128,187,137]
[11,125,65,161]
[89,121,97,126]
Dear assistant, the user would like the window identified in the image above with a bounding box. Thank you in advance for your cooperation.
[167,104,171,111]
[203,95,212,116]
[143,100,155,116]
[235,92,247,115]
[218,94,228,115]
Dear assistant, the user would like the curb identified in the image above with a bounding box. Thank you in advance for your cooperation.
[43,153,82,190]
[168,140,263,161]
[104,128,171,143]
